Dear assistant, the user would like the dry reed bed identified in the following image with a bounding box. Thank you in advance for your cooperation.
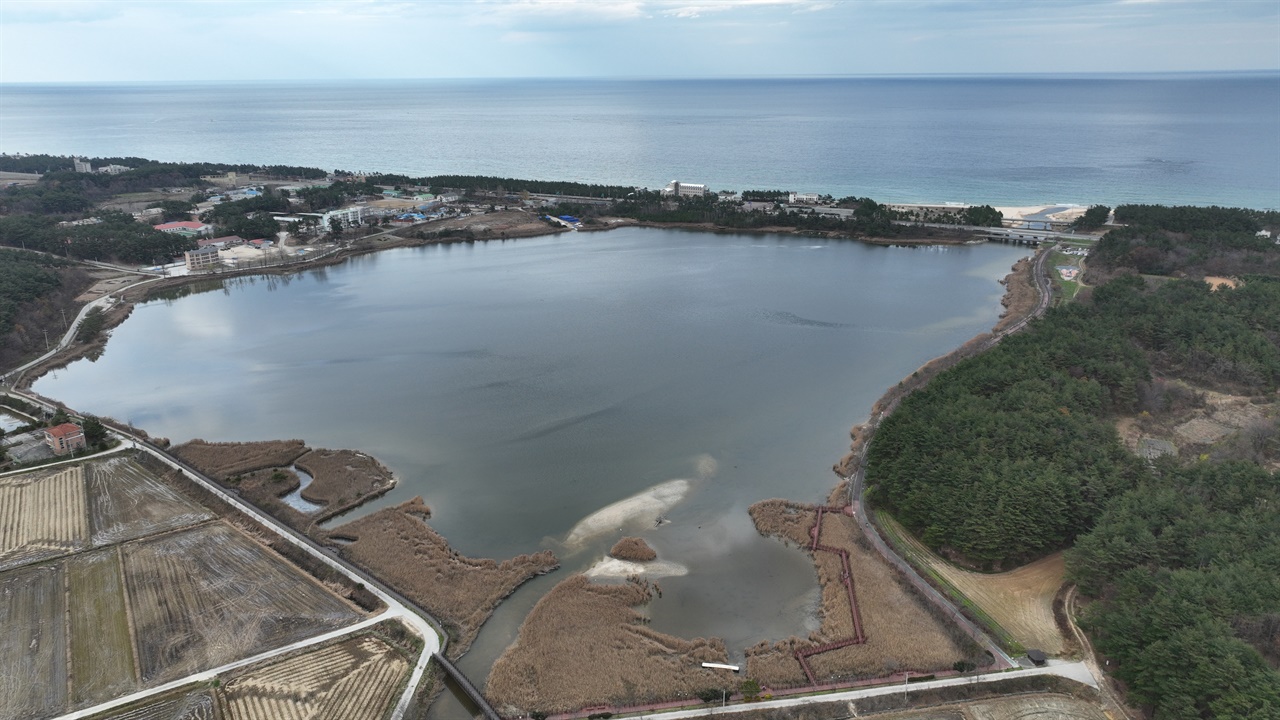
[327,497,558,656]
[294,448,395,508]
[746,500,980,689]
[171,440,308,481]
[608,537,657,562]
[991,256,1038,335]
[486,575,735,714]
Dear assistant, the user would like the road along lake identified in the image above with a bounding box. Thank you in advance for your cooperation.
[35,227,1030,711]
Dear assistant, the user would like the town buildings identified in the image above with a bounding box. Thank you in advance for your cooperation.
[155,220,213,237]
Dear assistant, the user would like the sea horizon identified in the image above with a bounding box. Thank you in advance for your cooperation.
[4,74,1277,209]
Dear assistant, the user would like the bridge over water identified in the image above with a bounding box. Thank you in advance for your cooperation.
[433,653,501,720]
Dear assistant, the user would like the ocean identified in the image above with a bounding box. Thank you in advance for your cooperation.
[2,74,1277,208]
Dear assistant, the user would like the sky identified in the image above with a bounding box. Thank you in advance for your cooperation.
[1,0,1277,82]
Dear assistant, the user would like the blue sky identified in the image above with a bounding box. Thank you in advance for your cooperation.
[2,0,1277,82]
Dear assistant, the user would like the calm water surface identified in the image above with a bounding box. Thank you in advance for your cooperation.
[4,74,1277,207]
[35,228,1029,711]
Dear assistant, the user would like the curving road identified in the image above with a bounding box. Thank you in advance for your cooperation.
[844,246,1054,671]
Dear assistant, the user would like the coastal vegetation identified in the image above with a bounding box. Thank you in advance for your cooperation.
[326,497,559,657]
[366,173,636,199]
[485,574,734,714]
[746,500,985,689]
[865,204,1280,716]
[0,212,194,264]
[1071,205,1110,231]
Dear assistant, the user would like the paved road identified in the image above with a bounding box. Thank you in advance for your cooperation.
[650,661,1096,720]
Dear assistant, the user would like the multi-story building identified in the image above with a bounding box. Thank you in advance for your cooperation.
[73,158,92,173]
[44,423,86,455]
[661,181,707,198]
[184,245,221,271]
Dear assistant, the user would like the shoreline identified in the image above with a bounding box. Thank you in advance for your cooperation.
[11,216,990,391]
[7,221,1051,715]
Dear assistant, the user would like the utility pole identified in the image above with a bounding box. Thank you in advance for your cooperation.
[43,329,50,351]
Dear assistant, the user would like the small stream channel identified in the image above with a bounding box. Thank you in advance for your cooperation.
[280,465,324,513]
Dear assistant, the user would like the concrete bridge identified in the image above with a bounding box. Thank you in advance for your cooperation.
[433,653,500,720]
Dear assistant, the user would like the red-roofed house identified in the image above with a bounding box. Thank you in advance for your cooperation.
[44,423,86,455]
[155,221,212,237]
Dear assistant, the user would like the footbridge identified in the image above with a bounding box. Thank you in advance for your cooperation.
[433,653,500,720]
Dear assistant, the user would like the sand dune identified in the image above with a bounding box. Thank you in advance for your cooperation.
[564,479,690,549]
[584,557,689,579]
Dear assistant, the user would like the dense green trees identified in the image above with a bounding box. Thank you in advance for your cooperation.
[0,250,70,335]
[1091,205,1280,278]
[959,205,1003,227]
[1071,205,1110,230]
[372,174,636,199]
[0,213,194,264]
[866,275,1280,568]
[1068,461,1280,718]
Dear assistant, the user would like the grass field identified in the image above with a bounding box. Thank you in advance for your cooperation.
[218,635,410,720]
[0,464,90,571]
[123,522,361,684]
[0,562,68,719]
[486,574,735,714]
[87,456,212,546]
[67,547,137,708]
[879,514,1064,654]
[1049,250,1085,305]
[294,448,395,508]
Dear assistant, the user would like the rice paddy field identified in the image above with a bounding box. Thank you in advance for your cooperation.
[0,453,373,719]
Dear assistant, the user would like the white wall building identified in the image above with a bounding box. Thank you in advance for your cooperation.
[662,181,707,198]
[321,206,364,229]
[789,192,821,204]
[73,158,92,173]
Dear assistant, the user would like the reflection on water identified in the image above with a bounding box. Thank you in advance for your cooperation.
[32,228,1030,714]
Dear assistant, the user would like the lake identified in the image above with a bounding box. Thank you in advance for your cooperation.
[34,227,1030,712]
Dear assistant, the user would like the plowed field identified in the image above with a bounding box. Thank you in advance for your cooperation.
[0,464,89,571]
[87,456,212,545]
[0,562,68,719]
[123,522,361,683]
[68,547,137,708]
[218,635,409,720]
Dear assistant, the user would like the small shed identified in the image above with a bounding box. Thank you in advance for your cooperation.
[1026,649,1048,666]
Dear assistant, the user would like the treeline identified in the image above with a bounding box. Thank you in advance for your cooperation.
[0,249,93,368]
[1091,204,1280,278]
[1068,460,1280,717]
[0,212,193,264]
[0,154,327,180]
[595,194,909,237]
[295,180,383,213]
[367,173,637,199]
[866,275,1280,567]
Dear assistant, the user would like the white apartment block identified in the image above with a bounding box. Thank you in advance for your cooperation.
[662,181,708,198]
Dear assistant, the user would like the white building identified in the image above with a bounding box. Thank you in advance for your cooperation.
[98,164,131,175]
[73,158,92,173]
[321,206,364,229]
[662,181,707,198]
[789,192,821,204]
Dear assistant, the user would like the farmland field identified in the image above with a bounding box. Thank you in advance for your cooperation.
[67,547,137,708]
[0,464,89,571]
[123,521,361,683]
[87,455,212,546]
[218,635,410,720]
[0,563,68,719]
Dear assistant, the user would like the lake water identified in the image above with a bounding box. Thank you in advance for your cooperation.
[3,74,1277,208]
[34,227,1029,712]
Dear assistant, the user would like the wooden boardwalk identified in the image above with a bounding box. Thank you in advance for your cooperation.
[433,653,500,720]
